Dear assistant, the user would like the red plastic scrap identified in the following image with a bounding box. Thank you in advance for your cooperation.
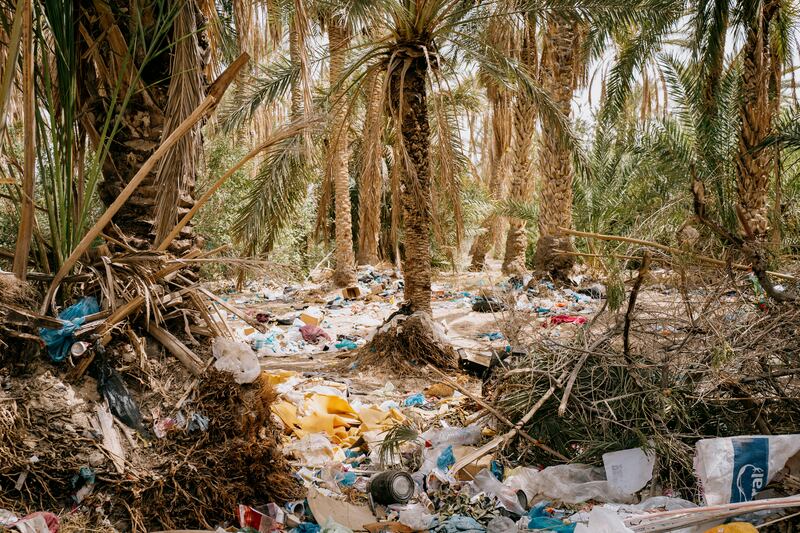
[543,315,588,327]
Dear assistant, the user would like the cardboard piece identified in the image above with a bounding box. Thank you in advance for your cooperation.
[308,487,376,531]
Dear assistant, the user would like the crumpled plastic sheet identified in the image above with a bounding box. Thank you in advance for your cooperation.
[504,464,635,505]
[40,296,100,361]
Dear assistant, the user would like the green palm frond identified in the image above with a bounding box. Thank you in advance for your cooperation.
[232,128,321,256]
[218,55,300,133]
[599,1,686,124]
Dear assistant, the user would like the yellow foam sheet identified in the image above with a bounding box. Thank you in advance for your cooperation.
[263,369,298,388]
[308,394,357,416]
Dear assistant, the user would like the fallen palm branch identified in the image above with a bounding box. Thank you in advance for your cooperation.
[557,227,798,281]
[492,271,800,498]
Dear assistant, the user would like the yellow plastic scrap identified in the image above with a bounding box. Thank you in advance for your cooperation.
[702,524,757,533]
[308,394,358,416]
[273,400,302,433]
[263,369,298,388]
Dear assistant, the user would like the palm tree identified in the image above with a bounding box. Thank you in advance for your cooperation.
[357,68,385,266]
[503,11,538,275]
[734,0,775,239]
[327,15,358,286]
[79,1,206,252]
[469,15,515,272]
[533,14,582,275]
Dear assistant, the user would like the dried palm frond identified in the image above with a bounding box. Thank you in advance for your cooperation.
[153,1,205,245]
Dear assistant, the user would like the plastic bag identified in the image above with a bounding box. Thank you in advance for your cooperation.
[573,507,633,533]
[486,517,517,533]
[694,434,800,505]
[392,503,435,531]
[40,297,100,361]
[212,337,260,384]
[602,447,655,494]
[504,464,635,505]
[472,469,526,515]
[320,518,353,533]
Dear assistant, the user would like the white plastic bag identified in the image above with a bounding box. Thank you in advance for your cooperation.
[695,434,800,505]
[602,447,656,494]
[472,468,526,515]
[574,507,634,533]
[391,503,435,531]
[211,337,260,384]
[504,463,636,504]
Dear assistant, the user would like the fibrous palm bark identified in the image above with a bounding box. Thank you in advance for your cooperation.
[328,19,357,286]
[357,69,385,266]
[469,86,512,271]
[84,1,206,253]
[390,56,432,314]
[735,2,772,239]
[533,15,578,275]
[502,12,537,275]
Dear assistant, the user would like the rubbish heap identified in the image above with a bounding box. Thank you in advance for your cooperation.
[2,259,800,532]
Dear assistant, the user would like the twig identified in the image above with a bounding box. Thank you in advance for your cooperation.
[426,364,568,461]
[624,252,650,360]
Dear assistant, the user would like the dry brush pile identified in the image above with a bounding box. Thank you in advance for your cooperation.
[491,268,800,501]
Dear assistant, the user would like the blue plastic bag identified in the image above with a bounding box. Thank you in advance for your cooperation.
[434,515,485,533]
[437,445,455,470]
[293,523,321,533]
[335,339,358,351]
[40,297,100,362]
[402,392,426,406]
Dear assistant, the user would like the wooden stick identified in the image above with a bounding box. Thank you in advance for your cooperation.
[452,373,566,474]
[0,0,25,157]
[156,121,312,251]
[12,0,33,280]
[198,287,265,333]
[426,364,568,461]
[41,55,249,313]
[558,227,798,281]
[147,323,204,376]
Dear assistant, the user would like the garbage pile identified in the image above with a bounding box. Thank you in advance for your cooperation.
[0,248,301,531]
[3,256,800,532]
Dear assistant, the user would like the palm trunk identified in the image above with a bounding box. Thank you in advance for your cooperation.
[152,1,205,247]
[735,4,772,239]
[86,1,206,253]
[391,56,432,314]
[357,70,384,265]
[503,13,537,275]
[469,86,512,271]
[533,15,578,275]
[289,18,302,119]
[328,19,357,287]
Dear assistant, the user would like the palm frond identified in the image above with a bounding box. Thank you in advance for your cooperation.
[232,128,319,256]
[218,55,300,133]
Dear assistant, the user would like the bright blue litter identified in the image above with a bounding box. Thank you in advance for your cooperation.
[437,445,455,470]
[292,524,320,533]
[478,332,504,341]
[335,339,358,351]
[336,471,356,486]
[528,502,576,532]
[40,297,100,362]
[402,392,426,406]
